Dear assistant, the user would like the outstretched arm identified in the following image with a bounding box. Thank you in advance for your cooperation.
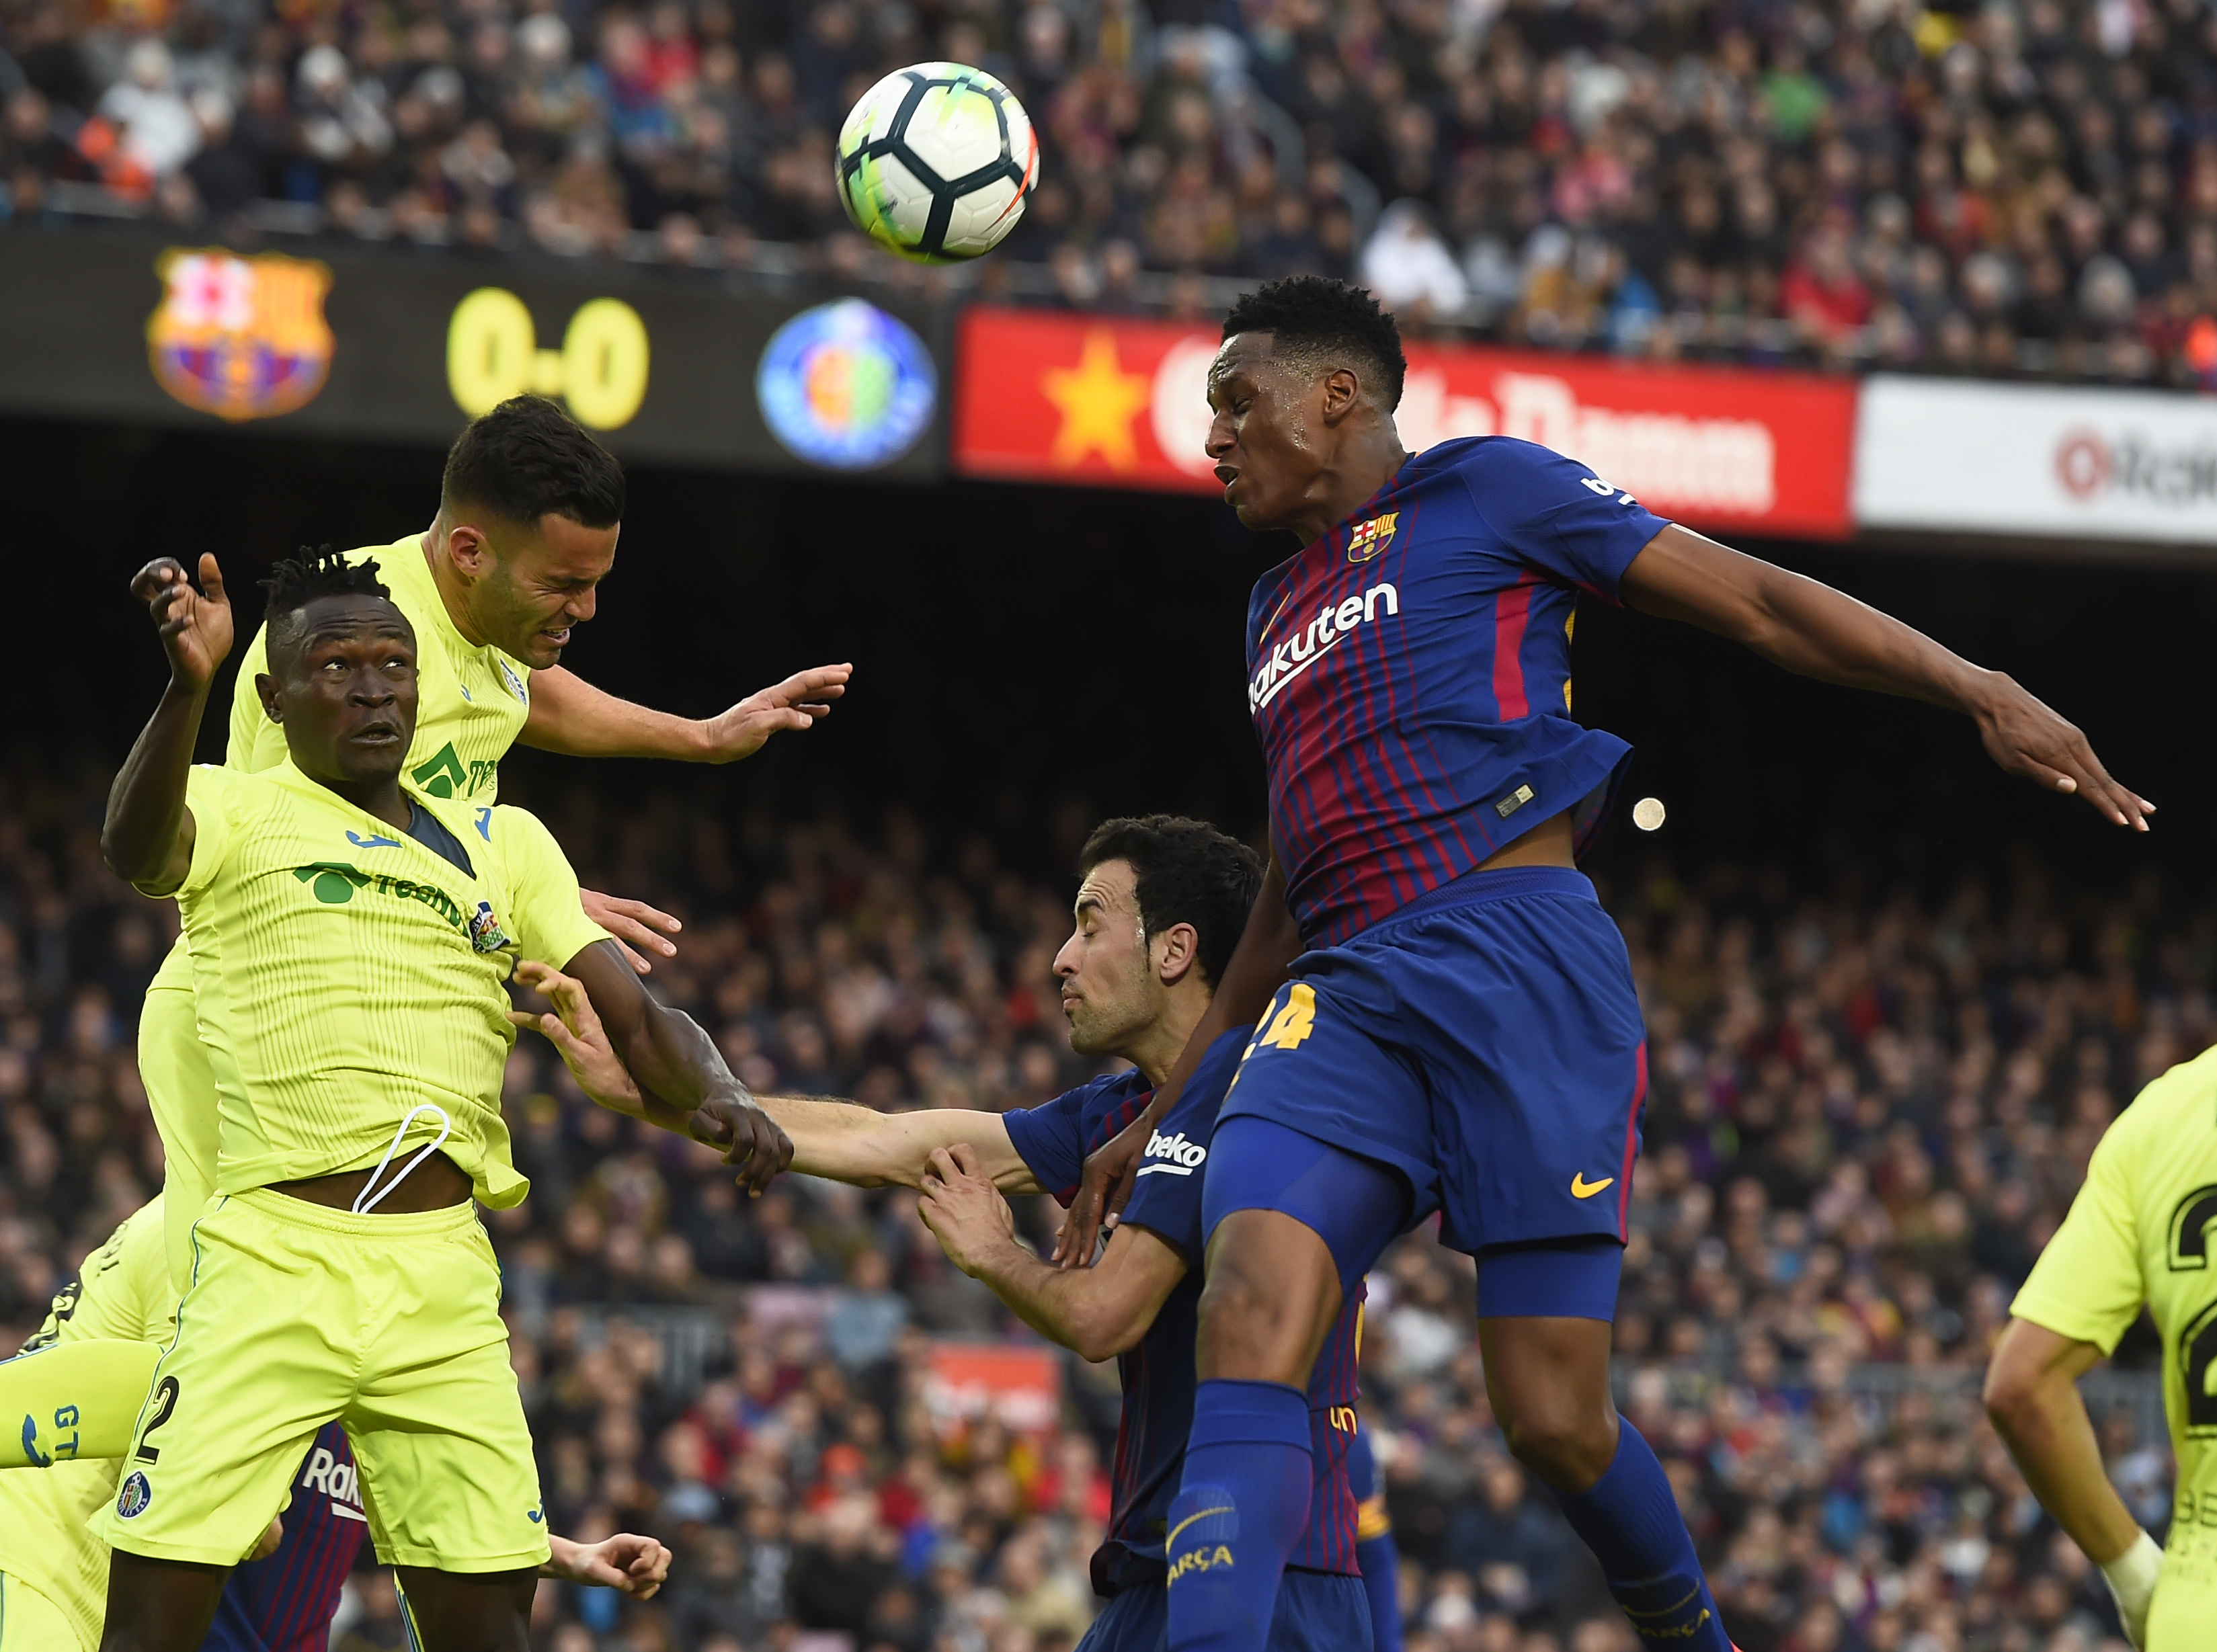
[918,1145,1188,1362]
[520,661,852,763]
[511,960,1037,1192]
[103,554,235,893]
[1619,524,2151,829]
[1052,855,1298,1265]
[557,941,794,1192]
[523,663,852,972]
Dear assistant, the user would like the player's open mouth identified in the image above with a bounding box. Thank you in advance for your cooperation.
[542,626,571,645]
[352,722,402,745]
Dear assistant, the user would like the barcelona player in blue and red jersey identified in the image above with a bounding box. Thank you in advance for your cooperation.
[1057,277,2152,1652]
[517,815,1372,1652]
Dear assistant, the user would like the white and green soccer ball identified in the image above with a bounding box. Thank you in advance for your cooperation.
[836,62,1039,263]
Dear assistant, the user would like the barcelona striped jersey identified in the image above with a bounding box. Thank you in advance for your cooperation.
[1244,436,1669,948]
[204,1423,368,1652]
[1004,1030,1362,1592]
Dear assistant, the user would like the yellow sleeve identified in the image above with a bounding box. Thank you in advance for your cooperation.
[58,1198,173,1345]
[223,623,287,773]
[2012,1116,2146,1354]
[490,804,609,970]
[172,766,250,899]
[0,1200,171,1466]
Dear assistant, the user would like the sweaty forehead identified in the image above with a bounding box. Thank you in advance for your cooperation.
[1209,333,1274,388]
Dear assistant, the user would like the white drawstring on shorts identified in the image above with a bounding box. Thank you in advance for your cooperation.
[352,1104,456,1214]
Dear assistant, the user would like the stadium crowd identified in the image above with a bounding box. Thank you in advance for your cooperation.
[2,0,2216,381]
[0,749,2179,1651]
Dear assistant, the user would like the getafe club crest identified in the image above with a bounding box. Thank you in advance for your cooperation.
[1346,511,1398,563]
[147,248,334,423]
[116,1470,153,1518]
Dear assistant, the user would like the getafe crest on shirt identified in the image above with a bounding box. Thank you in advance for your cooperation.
[1345,511,1398,563]
[147,248,335,423]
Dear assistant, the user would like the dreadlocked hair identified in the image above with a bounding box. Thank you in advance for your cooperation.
[1221,276,1407,411]
[261,544,390,618]
[259,545,397,656]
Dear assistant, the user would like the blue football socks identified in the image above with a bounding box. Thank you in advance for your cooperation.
[1355,1524,1404,1652]
[1551,1417,1732,1650]
[1166,1379,1314,1652]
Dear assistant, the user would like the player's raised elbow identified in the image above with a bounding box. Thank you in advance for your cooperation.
[99,821,161,890]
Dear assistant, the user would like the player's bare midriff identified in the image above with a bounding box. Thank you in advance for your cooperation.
[267,1153,473,1212]
[1475,807,1576,872]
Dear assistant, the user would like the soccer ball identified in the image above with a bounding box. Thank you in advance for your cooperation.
[836,63,1039,263]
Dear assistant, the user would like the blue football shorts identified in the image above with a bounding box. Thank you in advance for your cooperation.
[1206,865,1644,1317]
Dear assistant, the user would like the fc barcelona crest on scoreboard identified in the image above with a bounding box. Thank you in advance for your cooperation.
[146,248,334,422]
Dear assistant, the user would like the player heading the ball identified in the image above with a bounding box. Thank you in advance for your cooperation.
[94,546,789,1652]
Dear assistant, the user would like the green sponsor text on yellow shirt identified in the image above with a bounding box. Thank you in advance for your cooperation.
[167,762,606,1207]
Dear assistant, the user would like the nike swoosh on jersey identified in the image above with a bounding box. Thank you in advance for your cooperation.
[1570,1173,1615,1199]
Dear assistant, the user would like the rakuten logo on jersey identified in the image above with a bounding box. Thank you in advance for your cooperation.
[1137,1128,1209,1177]
[1249,582,1400,712]
[300,1444,370,1523]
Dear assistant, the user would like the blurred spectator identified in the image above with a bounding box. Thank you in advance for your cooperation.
[0,0,2209,382]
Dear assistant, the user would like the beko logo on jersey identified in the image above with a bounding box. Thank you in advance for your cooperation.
[1138,1129,1207,1177]
[1249,581,1400,712]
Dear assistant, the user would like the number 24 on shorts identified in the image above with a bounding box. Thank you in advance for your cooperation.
[1252,985,1318,1053]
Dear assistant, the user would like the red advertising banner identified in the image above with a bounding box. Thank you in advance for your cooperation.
[953,307,1858,540]
[922,1341,1062,1438]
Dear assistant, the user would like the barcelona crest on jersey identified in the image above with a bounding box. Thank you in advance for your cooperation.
[1345,512,1397,563]
[146,247,335,423]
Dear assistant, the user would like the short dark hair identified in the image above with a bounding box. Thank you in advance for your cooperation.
[1079,816,1265,989]
[260,544,405,662]
[1221,276,1407,411]
[440,395,627,530]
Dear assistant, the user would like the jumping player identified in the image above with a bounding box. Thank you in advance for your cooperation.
[1980,1044,2217,1649]
[1053,278,2150,1652]
[135,393,847,1295]
[0,1198,673,1652]
[94,546,786,1652]
[518,816,1373,1652]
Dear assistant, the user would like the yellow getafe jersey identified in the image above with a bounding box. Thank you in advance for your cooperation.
[2015,1044,2217,1606]
[169,762,606,1206]
[226,534,534,801]
[148,535,537,1001]
[0,1199,174,1651]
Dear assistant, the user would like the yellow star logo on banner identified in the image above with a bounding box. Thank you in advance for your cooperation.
[1041,330,1152,470]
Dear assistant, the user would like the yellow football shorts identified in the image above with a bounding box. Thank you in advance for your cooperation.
[96,1189,550,1573]
[138,962,219,1297]
[0,1571,87,1652]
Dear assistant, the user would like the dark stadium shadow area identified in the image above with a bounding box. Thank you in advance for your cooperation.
[20,413,2217,895]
